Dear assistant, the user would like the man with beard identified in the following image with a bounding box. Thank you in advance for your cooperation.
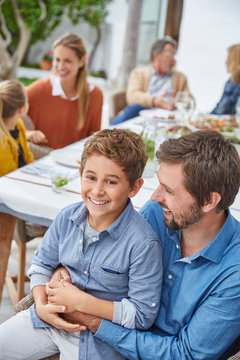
[45,130,240,359]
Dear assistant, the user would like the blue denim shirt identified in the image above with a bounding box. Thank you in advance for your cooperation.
[96,200,240,360]
[211,78,240,115]
[28,200,162,360]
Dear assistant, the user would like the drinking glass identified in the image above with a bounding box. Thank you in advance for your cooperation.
[175,91,194,123]
[236,97,240,125]
[141,121,157,178]
[51,172,69,193]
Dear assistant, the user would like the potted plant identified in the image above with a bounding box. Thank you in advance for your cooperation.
[40,50,53,70]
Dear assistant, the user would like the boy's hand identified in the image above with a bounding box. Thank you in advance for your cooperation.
[46,280,81,312]
[35,302,87,332]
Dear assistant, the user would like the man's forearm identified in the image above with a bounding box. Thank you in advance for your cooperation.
[61,311,102,333]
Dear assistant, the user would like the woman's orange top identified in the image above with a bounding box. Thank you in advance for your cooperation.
[26,78,103,149]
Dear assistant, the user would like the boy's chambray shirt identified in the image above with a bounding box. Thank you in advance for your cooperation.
[95,200,240,360]
[27,200,163,360]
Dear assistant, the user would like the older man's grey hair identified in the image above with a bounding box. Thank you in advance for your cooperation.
[150,36,178,60]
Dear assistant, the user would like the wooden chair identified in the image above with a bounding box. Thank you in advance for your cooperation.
[5,220,48,305]
[5,142,52,305]
[109,90,127,122]
[228,337,240,360]
[229,352,240,360]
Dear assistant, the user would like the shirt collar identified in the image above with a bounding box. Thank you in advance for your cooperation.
[104,199,134,240]
[68,199,134,240]
[151,65,172,78]
[166,209,239,264]
[199,209,239,263]
[50,75,78,101]
[50,75,94,100]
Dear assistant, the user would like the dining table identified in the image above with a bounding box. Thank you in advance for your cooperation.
[1,114,240,304]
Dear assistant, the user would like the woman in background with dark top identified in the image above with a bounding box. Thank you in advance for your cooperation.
[211,43,240,115]
[26,33,103,149]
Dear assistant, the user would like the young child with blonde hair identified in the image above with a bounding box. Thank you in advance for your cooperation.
[0,79,34,176]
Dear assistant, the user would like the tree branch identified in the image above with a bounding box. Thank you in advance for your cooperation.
[11,0,31,67]
[37,0,47,21]
[88,24,101,70]
[0,0,12,48]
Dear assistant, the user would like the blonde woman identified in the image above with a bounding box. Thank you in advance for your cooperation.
[0,80,34,177]
[211,43,240,114]
[26,33,103,149]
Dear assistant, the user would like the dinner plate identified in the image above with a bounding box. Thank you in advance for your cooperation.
[139,109,177,125]
[51,148,82,168]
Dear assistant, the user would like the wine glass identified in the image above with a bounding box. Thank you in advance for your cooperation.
[235,97,240,125]
[175,91,194,124]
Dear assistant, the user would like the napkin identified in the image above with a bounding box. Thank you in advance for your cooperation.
[21,162,79,181]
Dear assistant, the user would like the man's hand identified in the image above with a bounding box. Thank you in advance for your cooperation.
[26,129,48,144]
[61,311,102,334]
[153,90,175,110]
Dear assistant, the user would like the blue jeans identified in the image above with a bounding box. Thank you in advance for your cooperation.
[111,104,146,125]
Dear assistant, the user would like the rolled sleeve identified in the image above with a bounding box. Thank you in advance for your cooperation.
[113,299,136,329]
[127,239,162,330]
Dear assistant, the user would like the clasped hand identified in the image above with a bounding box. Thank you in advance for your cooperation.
[46,278,82,313]
[35,267,87,332]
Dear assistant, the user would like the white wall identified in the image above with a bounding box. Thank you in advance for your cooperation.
[177,0,240,112]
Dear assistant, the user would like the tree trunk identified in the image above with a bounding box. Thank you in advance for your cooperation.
[88,24,101,71]
[0,46,15,80]
[116,0,143,90]
[0,0,46,80]
[164,0,184,43]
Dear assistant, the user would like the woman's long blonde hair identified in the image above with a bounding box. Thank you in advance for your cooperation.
[53,33,89,130]
[228,44,240,83]
[0,80,26,148]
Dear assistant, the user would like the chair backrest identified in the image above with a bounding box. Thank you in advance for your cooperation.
[28,142,52,160]
[109,91,127,122]
[228,337,240,360]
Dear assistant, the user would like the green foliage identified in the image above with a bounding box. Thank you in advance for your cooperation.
[67,0,112,27]
[139,131,155,161]
[19,77,38,86]
[1,0,112,52]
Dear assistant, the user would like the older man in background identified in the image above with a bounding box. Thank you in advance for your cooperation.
[111,36,192,124]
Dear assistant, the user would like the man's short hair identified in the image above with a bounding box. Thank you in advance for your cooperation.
[150,36,178,61]
[81,129,148,187]
[156,130,240,211]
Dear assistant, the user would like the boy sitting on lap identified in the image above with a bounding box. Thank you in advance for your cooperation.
[0,129,162,360]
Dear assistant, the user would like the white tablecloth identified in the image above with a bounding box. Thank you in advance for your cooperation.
[1,116,240,224]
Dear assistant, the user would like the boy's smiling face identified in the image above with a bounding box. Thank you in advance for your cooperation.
[80,154,142,231]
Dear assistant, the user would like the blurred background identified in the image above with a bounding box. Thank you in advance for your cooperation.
[1,0,240,115]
